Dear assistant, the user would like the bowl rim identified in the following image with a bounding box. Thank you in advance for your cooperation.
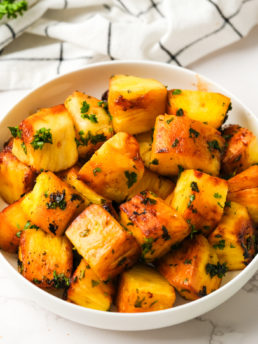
[0,59,257,327]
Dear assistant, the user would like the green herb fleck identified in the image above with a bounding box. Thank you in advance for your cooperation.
[31,128,52,150]
[46,190,67,210]
[184,259,192,265]
[8,126,22,138]
[190,181,199,192]
[172,89,182,95]
[167,118,174,124]
[205,262,228,278]
[176,108,184,116]
[141,197,157,205]
[213,239,225,250]
[91,280,100,287]
[124,171,137,188]
[189,127,199,139]
[142,238,154,257]
[21,142,27,154]
[134,296,145,308]
[75,130,106,147]
[150,158,159,165]
[93,167,102,176]
[53,270,70,288]
[207,140,222,153]
[33,278,41,284]
[214,193,222,199]
[178,165,184,176]
[187,194,195,208]
[162,226,171,241]
[172,138,179,147]
[80,100,90,114]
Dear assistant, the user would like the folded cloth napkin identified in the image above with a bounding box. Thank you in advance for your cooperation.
[0,0,258,90]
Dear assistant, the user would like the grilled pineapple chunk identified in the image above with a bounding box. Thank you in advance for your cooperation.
[221,125,258,177]
[67,259,114,311]
[228,165,258,192]
[0,198,28,253]
[171,170,228,234]
[66,204,140,281]
[135,130,153,167]
[117,264,176,313]
[127,169,174,200]
[0,150,36,204]
[150,114,225,176]
[78,132,144,203]
[167,89,231,128]
[228,188,258,225]
[22,172,84,236]
[108,74,167,135]
[208,202,255,270]
[64,91,113,158]
[158,235,223,300]
[120,191,190,261]
[18,227,73,288]
[12,105,78,172]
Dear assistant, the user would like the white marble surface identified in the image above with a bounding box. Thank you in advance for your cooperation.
[0,26,258,344]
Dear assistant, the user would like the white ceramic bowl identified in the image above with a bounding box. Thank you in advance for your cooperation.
[0,61,257,331]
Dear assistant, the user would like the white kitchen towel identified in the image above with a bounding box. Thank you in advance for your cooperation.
[0,0,258,90]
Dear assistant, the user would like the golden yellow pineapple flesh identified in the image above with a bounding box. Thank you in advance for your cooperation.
[108,74,167,135]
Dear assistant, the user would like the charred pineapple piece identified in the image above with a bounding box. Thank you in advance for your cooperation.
[221,125,258,177]
[0,198,29,253]
[18,227,73,288]
[64,91,113,158]
[228,188,258,225]
[228,165,258,193]
[127,169,174,200]
[67,259,114,311]
[120,191,190,262]
[0,150,36,204]
[158,235,223,300]
[117,264,175,313]
[12,105,78,172]
[150,114,225,177]
[135,130,153,167]
[66,204,140,281]
[62,166,111,207]
[167,89,231,129]
[78,132,144,203]
[171,169,228,234]
[22,172,84,236]
[208,202,255,270]
[108,74,167,135]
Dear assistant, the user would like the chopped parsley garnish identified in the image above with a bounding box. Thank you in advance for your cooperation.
[79,229,90,237]
[187,194,195,208]
[172,89,182,95]
[33,278,41,284]
[81,113,98,123]
[80,100,90,114]
[167,118,174,124]
[134,296,145,308]
[31,128,53,150]
[190,181,199,192]
[79,269,85,280]
[75,130,106,147]
[124,171,137,188]
[8,126,22,138]
[53,270,70,288]
[162,226,171,241]
[71,193,82,202]
[189,127,199,138]
[176,108,184,116]
[184,259,192,265]
[93,167,102,176]
[21,142,27,154]
[16,231,22,238]
[91,280,100,287]
[187,219,198,239]
[214,193,222,199]
[207,140,222,153]
[178,165,184,176]
[172,138,179,147]
[205,262,228,278]
[213,239,225,250]
[46,190,67,210]
[142,238,154,257]
[150,159,159,165]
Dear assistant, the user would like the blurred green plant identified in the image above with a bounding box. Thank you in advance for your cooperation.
[0,0,28,20]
